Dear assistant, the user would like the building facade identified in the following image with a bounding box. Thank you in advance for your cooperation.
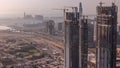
[79,16,88,68]
[96,3,118,68]
[65,7,79,68]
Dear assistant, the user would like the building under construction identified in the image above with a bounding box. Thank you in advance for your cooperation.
[65,2,89,68]
[96,3,118,68]
[79,16,88,68]
[64,2,118,68]
[64,7,79,68]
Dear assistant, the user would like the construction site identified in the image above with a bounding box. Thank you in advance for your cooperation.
[0,0,119,68]
[64,1,119,68]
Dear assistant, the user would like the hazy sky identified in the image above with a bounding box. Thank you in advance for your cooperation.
[0,0,119,18]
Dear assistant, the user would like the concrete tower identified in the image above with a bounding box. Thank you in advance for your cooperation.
[65,7,79,68]
[79,16,88,68]
[96,2,118,68]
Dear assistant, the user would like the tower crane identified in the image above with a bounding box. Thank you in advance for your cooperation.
[52,8,69,20]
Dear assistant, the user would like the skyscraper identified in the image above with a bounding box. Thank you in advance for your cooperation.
[79,16,88,68]
[45,20,55,35]
[96,2,118,68]
[65,7,79,68]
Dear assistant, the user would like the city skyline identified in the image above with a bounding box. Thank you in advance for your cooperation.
[0,0,119,18]
[0,1,119,68]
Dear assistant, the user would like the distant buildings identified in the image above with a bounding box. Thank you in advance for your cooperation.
[34,15,44,21]
[58,22,63,31]
[24,14,33,20]
[45,20,55,35]
[24,12,43,21]
[22,12,44,25]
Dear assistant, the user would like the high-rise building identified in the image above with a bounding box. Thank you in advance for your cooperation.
[58,22,63,31]
[79,16,88,68]
[88,19,96,48]
[65,2,89,68]
[96,3,118,68]
[45,20,55,35]
[65,7,79,68]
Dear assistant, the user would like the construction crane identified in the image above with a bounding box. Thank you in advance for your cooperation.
[52,8,69,20]
[53,9,68,13]
[64,6,76,9]
[53,6,77,13]
[52,8,69,14]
